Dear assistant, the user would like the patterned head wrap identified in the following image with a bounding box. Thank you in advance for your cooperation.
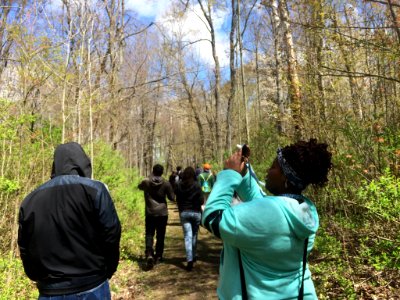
[277,148,306,190]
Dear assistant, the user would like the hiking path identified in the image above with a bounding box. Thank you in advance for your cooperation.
[112,202,222,299]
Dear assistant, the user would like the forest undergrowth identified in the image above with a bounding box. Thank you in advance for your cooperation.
[0,141,399,299]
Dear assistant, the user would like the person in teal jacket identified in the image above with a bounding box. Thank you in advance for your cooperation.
[202,139,332,299]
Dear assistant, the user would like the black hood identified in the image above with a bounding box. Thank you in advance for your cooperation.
[51,142,92,178]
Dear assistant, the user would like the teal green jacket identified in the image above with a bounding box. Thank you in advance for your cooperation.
[202,169,319,300]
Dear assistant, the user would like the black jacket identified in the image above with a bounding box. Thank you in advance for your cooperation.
[175,181,203,213]
[18,142,121,296]
[138,174,174,216]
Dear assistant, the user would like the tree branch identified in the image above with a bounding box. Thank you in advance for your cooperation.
[118,76,170,93]
[121,22,154,43]
[365,0,400,8]
[320,65,400,83]
[181,38,211,49]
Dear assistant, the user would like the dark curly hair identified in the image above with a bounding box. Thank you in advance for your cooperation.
[282,139,332,188]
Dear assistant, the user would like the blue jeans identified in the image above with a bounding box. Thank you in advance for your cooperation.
[38,280,110,300]
[180,211,201,262]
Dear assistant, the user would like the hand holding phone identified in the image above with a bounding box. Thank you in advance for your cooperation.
[236,144,250,166]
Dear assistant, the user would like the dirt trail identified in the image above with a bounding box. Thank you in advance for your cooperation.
[114,203,222,300]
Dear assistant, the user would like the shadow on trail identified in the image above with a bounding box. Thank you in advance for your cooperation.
[196,228,222,264]
[133,205,222,299]
[167,221,183,227]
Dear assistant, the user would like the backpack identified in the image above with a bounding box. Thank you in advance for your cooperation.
[200,173,212,193]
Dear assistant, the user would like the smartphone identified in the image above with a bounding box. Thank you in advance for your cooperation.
[242,144,250,158]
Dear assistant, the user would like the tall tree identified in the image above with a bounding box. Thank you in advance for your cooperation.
[267,0,286,134]
[0,0,27,78]
[197,0,223,162]
[225,0,238,152]
[279,0,303,139]
[331,9,364,120]
[176,47,207,161]
[237,0,250,144]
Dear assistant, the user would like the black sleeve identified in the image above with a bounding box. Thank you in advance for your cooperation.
[166,182,175,201]
[197,186,204,205]
[18,207,38,281]
[95,184,121,279]
[137,179,148,191]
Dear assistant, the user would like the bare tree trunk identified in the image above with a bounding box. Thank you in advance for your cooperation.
[225,0,238,152]
[269,0,285,134]
[198,0,222,163]
[177,47,206,160]
[237,0,250,144]
[235,52,242,144]
[140,96,158,175]
[8,130,20,261]
[254,31,262,130]
[0,0,27,77]
[387,0,400,44]
[333,13,364,120]
[314,0,326,122]
[88,18,95,178]
[1,139,5,177]
[61,2,74,143]
[279,0,303,139]
[148,98,158,171]
[104,0,125,148]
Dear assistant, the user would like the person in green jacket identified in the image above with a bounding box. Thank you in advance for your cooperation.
[202,139,332,299]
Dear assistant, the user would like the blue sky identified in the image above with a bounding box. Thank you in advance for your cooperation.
[46,0,234,80]
[125,0,231,68]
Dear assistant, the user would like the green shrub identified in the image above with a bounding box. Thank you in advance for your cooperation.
[0,177,20,193]
[89,142,145,259]
[358,235,400,271]
[0,255,38,299]
[357,168,400,222]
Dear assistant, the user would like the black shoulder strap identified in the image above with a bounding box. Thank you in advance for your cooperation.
[298,238,309,300]
[238,249,248,300]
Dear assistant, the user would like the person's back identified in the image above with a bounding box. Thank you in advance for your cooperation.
[198,164,215,193]
[138,164,174,268]
[195,165,202,180]
[175,177,203,213]
[198,164,215,209]
[175,167,203,271]
[18,142,121,297]
[139,168,174,216]
[175,166,182,183]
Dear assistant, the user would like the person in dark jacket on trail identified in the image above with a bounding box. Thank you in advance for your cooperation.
[174,166,203,271]
[195,165,202,180]
[18,142,121,299]
[168,166,183,191]
[138,164,174,269]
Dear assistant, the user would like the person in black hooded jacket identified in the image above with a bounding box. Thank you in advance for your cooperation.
[18,142,121,299]
[175,166,203,271]
[138,164,174,269]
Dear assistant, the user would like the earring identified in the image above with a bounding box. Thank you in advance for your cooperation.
[284,180,288,189]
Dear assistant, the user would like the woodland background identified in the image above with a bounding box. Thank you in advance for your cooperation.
[0,0,399,298]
